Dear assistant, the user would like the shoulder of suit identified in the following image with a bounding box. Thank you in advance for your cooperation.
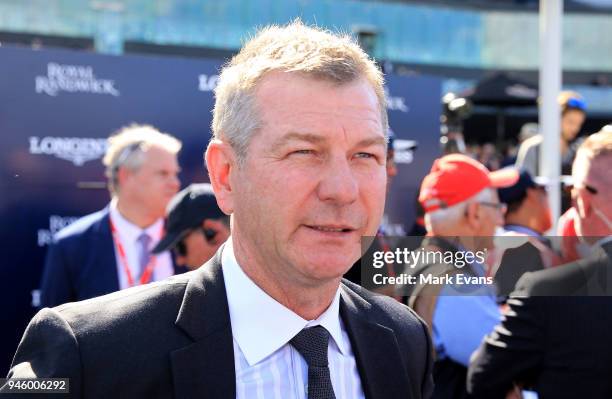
[341,279,427,332]
[51,271,194,331]
[53,207,109,242]
[515,257,594,295]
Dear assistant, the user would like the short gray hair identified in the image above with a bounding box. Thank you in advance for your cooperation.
[103,124,182,194]
[211,20,388,163]
[425,188,494,233]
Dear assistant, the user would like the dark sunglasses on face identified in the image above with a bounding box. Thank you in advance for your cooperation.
[174,228,217,257]
[175,239,188,257]
[584,184,598,195]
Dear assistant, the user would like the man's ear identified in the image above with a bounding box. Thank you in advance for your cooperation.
[465,202,480,231]
[205,139,236,215]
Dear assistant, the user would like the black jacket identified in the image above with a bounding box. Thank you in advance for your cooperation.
[468,240,612,399]
[7,246,434,399]
[40,206,185,308]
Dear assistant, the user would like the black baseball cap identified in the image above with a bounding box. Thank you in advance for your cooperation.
[498,169,546,205]
[152,183,226,254]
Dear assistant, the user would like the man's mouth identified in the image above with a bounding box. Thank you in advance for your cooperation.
[305,225,355,233]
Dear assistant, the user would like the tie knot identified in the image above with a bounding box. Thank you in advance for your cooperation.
[138,233,151,248]
[290,326,330,367]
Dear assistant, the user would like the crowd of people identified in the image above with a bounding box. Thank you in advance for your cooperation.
[4,20,612,399]
[466,90,589,175]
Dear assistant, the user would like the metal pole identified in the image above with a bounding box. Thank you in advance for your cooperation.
[539,0,563,233]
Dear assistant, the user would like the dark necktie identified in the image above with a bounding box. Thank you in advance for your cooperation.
[290,326,336,399]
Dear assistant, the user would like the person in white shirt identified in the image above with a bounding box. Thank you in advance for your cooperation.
[40,124,182,307]
[10,22,433,399]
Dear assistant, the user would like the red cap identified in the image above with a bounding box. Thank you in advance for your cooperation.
[419,154,519,213]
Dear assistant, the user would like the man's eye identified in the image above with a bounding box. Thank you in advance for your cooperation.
[290,149,315,156]
[354,152,376,159]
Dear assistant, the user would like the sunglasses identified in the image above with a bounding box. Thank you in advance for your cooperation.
[478,201,508,214]
[174,228,217,257]
[584,184,598,195]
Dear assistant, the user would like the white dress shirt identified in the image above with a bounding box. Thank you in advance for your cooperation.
[221,238,365,399]
[109,200,174,289]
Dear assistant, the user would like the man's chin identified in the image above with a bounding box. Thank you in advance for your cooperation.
[297,255,357,280]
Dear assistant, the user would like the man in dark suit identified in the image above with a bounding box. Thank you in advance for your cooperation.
[40,124,184,307]
[7,21,433,398]
[468,130,612,399]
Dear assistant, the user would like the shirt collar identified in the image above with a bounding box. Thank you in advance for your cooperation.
[593,235,612,251]
[221,238,347,366]
[109,199,164,244]
[504,224,542,238]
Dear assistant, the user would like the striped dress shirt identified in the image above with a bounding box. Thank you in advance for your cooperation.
[222,239,366,399]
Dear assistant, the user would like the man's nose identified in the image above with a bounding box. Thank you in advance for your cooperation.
[169,173,180,191]
[316,155,359,205]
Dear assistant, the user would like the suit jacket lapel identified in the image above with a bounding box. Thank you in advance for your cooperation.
[340,285,413,399]
[171,249,236,398]
[93,208,120,293]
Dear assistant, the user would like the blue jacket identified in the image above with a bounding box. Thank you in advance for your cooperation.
[40,207,183,308]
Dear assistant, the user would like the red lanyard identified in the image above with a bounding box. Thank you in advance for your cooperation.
[109,218,159,287]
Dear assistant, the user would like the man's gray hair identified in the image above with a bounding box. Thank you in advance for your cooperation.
[102,124,182,194]
[425,188,495,233]
[211,19,388,163]
[572,130,612,190]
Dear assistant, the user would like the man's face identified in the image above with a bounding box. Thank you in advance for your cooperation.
[122,146,180,219]
[175,220,230,269]
[561,109,585,142]
[472,190,505,250]
[572,155,612,240]
[386,148,398,193]
[231,73,386,285]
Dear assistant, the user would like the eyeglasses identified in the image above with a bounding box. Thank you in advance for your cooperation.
[113,141,144,170]
[577,184,599,195]
[478,201,507,214]
[173,228,217,257]
[175,240,188,257]
[111,141,145,186]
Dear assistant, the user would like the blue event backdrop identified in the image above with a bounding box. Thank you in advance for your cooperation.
[0,45,441,373]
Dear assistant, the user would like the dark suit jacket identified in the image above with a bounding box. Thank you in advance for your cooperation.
[40,206,184,308]
[467,240,612,399]
[8,247,434,398]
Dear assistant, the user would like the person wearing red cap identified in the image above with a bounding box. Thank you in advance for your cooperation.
[407,153,518,399]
